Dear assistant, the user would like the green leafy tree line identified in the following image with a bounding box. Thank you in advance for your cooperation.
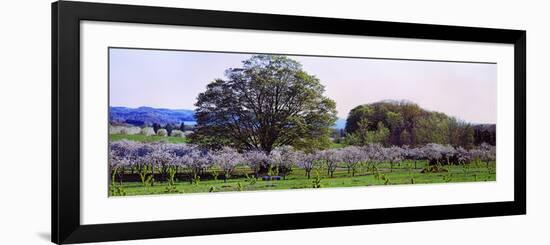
[344,101,495,148]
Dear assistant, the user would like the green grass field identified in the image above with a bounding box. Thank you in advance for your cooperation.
[111,161,496,196]
[109,133,188,144]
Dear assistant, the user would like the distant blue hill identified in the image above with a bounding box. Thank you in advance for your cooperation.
[109,106,195,126]
[110,106,347,128]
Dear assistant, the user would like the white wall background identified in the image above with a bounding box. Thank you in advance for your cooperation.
[0,0,546,244]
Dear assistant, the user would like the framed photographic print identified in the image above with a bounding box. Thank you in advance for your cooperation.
[52,1,526,244]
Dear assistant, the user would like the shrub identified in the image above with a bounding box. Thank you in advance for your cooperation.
[109,124,123,134]
[141,127,155,136]
[156,128,168,136]
[312,171,322,188]
[119,126,140,135]
[170,130,185,137]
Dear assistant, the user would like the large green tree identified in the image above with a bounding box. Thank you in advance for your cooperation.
[191,55,337,153]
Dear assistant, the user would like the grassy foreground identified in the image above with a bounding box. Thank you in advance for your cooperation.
[111,161,496,196]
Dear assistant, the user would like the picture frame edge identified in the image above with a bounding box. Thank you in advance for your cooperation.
[51,1,527,244]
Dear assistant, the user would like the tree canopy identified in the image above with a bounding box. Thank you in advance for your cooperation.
[344,100,494,148]
[191,55,337,153]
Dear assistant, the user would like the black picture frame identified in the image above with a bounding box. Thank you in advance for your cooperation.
[52,1,526,244]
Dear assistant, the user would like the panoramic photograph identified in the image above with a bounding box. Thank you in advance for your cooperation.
[108,48,497,197]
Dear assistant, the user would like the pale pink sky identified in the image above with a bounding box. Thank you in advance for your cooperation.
[110,48,497,124]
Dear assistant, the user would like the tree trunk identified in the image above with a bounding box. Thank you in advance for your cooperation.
[150,164,155,186]
[118,169,123,185]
